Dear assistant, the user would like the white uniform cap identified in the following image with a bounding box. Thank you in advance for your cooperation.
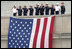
[36,3,39,5]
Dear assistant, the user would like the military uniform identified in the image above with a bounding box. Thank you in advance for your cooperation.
[40,6,44,15]
[61,5,65,14]
[22,8,28,16]
[45,6,50,15]
[35,7,40,15]
[50,7,55,15]
[29,8,34,16]
[17,8,22,16]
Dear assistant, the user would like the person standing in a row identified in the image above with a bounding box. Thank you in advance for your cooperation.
[12,5,17,16]
[55,3,61,15]
[12,2,65,16]
[17,6,22,16]
[22,6,28,16]
[61,2,65,14]
[40,4,45,15]
[34,4,40,15]
[29,6,34,16]
[50,4,55,15]
[45,4,50,15]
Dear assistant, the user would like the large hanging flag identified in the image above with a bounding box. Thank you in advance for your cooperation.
[8,16,55,48]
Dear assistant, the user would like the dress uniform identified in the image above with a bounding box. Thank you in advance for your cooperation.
[50,5,55,15]
[61,2,65,14]
[40,4,44,15]
[17,6,22,16]
[22,6,28,16]
[34,5,40,15]
[29,6,34,16]
[45,4,50,15]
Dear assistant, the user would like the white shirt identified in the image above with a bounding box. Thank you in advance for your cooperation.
[12,8,17,13]
[55,6,61,11]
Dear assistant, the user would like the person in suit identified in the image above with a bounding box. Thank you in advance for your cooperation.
[34,4,40,15]
[45,4,50,15]
[22,6,28,16]
[61,2,65,14]
[17,6,22,16]
[29,6,34,16]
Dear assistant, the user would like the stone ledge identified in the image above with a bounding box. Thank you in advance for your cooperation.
[1,14,71,19]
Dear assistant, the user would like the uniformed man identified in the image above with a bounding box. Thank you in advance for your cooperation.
[45,4,50,15]
[40,4,44,15]
[17,6,22,16]
[55,3,61,15]
[12,5,17,16]
[22,6,28,16]
[29,6,34,16]
[61,2,65,14]
[50,4,55,15]
[34,4,40,15]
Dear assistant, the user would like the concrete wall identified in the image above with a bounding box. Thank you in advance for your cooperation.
[1,14,71,48]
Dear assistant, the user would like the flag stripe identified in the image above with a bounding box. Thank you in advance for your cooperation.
[49,16,55,48]
[33,19,41,48]
[29,18,37,48]
[36,18,44,48]
[44,17,51,48]
[40,18,48,48]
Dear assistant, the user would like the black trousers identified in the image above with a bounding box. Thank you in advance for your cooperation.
[35,12,39,15]
[13,13,17,16]
[51,13,54,15]
[23,13,27,16]
[45,12,49,15]
[40,12,44,15]
[55,11,59,15]
[61,11,65,14]
[18,13,22,16]
[29,13,33,16]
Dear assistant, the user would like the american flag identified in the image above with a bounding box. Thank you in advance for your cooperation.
[8,16,55,48]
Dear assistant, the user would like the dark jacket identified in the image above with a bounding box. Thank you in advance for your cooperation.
[40,6,44,15]
[22,8,28,15]
[61,5,65,12]
[50,7,55,15]
[29,8,34,15]
[34,7,40,15]
[17,8,22,16]
[22,8,28,13]
[45,6,50,15]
